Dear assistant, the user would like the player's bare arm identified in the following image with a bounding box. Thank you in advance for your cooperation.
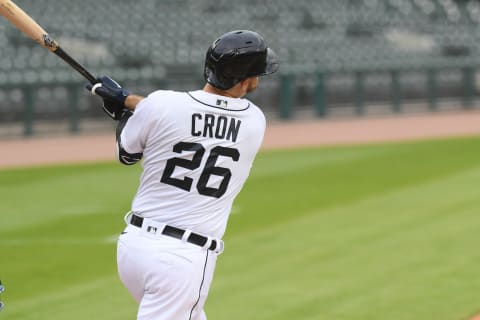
[125,95,144,110]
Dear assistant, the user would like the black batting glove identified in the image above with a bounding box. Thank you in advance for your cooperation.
[86,76,130,120]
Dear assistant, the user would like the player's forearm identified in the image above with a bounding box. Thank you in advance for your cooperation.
[125,95,145,111]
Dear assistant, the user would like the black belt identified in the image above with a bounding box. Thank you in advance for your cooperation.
[130,214,219,251]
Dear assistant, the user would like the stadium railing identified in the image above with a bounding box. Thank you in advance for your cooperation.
[0,0,479,136]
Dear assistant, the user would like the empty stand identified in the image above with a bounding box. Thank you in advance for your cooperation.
[1,0,479,133]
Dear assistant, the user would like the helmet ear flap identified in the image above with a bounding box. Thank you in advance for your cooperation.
[264,48,280,75]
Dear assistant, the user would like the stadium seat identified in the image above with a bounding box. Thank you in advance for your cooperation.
[0,1,479,85]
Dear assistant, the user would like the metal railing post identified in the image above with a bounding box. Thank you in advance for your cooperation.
[427,69,438,111]
[462,67,475,109]
[23,86,35,136]
[68,84,80,133]
[354,71,365,115]
[279,74,295,119]
[391,70,401,113]
[315,72,327,117]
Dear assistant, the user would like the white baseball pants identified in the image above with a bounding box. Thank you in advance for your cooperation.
[117,224,218,320]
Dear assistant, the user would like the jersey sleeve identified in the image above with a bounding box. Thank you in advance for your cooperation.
[119,97,153,154]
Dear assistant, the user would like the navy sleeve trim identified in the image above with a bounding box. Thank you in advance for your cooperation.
[116,111,143,165]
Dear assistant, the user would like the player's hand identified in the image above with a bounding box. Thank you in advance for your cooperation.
[86,76,130,120]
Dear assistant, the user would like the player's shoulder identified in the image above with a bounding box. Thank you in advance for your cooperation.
[242,97,263,114]
[146,89,186,102]
[242,97,266,124]
[136,90,186,112]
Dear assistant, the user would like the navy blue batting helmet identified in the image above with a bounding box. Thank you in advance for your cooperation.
[204,30,279,90]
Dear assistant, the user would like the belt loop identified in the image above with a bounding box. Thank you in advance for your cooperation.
[216,240,225,255]
[181,230,192,243]
[202,236,213,250]
[124,211,133,225]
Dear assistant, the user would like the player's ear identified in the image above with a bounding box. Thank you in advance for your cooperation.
[240,78,251,92]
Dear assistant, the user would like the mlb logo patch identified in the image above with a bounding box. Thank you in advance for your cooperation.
[216,99,228,108]
[147,226,157,234]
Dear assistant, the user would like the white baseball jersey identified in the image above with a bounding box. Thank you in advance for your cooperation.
[120,89,266,239]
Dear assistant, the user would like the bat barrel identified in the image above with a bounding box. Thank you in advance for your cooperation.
[0,0,97,84]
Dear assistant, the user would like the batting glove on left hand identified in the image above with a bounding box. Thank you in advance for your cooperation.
[86,76,130,120]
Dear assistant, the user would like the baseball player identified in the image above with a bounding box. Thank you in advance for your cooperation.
[87,30,279,320]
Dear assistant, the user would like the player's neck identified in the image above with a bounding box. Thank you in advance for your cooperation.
[203,84,243,98]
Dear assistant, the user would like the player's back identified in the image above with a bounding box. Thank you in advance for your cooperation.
[121,89,266,238]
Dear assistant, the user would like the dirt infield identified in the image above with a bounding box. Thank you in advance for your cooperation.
[2,110,480,169]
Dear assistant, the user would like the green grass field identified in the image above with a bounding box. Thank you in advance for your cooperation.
[2,136,480,320]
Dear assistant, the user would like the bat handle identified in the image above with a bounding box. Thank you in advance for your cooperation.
[53,47,97,84]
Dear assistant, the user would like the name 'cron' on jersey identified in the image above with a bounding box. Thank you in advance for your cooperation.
[191,113,241,142]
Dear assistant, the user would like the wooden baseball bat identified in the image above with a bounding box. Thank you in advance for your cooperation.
[0,0,97,84]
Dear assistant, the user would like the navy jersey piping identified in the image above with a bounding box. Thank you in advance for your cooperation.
[187,92,250,112]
